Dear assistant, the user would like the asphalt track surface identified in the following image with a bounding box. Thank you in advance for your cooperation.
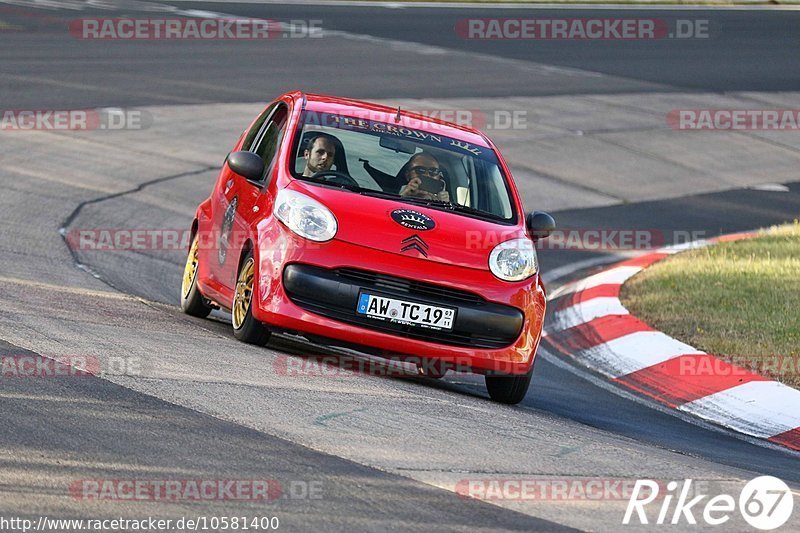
[1,1,800,531]
[2,2,800,107]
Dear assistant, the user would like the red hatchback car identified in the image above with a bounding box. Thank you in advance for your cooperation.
[180,91,555,403]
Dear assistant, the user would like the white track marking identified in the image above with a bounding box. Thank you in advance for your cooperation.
[550,296,629,331]
[548,265,643,299]
[577,331,702,378]
[538,346,800,457]
[750,183,791,192]
[658,239,711,254]
[679,381,800,439]
[541,253,635,286]
[545,230,800,453]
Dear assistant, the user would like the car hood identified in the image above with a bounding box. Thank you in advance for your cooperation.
[288,180,526,270]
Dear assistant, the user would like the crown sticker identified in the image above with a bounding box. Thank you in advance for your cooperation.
[391,209,435,231]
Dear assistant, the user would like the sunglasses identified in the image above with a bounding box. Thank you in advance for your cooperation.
[410,166,442,178]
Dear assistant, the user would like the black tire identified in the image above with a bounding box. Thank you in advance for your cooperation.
[180,233,212,318]
[485,369,533,404]
[232,252,271,346]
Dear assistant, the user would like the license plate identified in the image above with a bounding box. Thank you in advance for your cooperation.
[356,292,456,331]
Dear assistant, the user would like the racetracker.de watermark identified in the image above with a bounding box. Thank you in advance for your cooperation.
[67,228,709,252]
[303,109,527,133]
[1,108,152,131]
[405,109,527,131]
[67,228,194,252]
[678,355,800,379]
[468,230,708,251]
[69,479,323,501]
[456,478,662,501]
[68,18,322,40]
[456,476,795,529]
[0,355,142,378]
[273,355,479,378]
[455,18,709,40]
[668,109,800,130]
[65,228,324,252]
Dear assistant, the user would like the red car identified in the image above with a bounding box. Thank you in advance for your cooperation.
[180,91,555,404]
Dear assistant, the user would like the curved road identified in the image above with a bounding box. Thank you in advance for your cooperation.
[1,1,798,531]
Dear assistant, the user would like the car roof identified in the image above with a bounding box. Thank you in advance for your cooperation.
[299,92,493,149]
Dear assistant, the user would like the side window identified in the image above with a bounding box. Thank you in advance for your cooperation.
[242,103,278,152]
[252,105,289,184]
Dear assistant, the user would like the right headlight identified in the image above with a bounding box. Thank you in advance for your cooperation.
[489,238,538,281]
[273,188,337,242]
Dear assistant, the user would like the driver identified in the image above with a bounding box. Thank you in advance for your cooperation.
[302,134,337,177]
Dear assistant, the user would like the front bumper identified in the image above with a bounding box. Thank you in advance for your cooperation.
[283,264,524,349]
[251,228,546,375]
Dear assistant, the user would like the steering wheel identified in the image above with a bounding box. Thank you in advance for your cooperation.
[310,170,360,190]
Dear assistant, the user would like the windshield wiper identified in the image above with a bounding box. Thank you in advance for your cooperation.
[385,195,442,208]
[357,189,404,200]
[417,199,507,222]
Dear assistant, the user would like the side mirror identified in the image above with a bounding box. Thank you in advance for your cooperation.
[226,151,265,183]
[526,211,556,241]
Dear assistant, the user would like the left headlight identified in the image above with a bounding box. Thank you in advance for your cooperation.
[274,188,337,242]
[489,238,538,281]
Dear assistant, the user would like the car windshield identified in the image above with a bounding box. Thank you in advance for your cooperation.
[291,111,516,222]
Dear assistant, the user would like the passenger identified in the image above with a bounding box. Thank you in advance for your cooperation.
[398,152,450,202]
[302,134,337,177]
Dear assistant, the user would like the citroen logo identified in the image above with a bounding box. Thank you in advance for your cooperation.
[401,234,429,257]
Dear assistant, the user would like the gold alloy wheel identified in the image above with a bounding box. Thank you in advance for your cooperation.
[232,257,255,330]
[181,236,200,299]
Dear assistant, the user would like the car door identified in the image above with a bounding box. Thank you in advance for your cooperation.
[218,103,289,293]
[204,103,276,300]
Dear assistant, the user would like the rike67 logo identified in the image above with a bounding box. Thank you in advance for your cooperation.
[624,476,794,530]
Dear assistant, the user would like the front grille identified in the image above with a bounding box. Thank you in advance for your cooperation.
[283,264,523,349]
[335,268,485,306]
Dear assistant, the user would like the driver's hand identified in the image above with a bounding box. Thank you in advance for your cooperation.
[437,190,450,203]
[401,177,421,197]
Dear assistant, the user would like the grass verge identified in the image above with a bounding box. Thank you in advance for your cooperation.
[620,222,800,389]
